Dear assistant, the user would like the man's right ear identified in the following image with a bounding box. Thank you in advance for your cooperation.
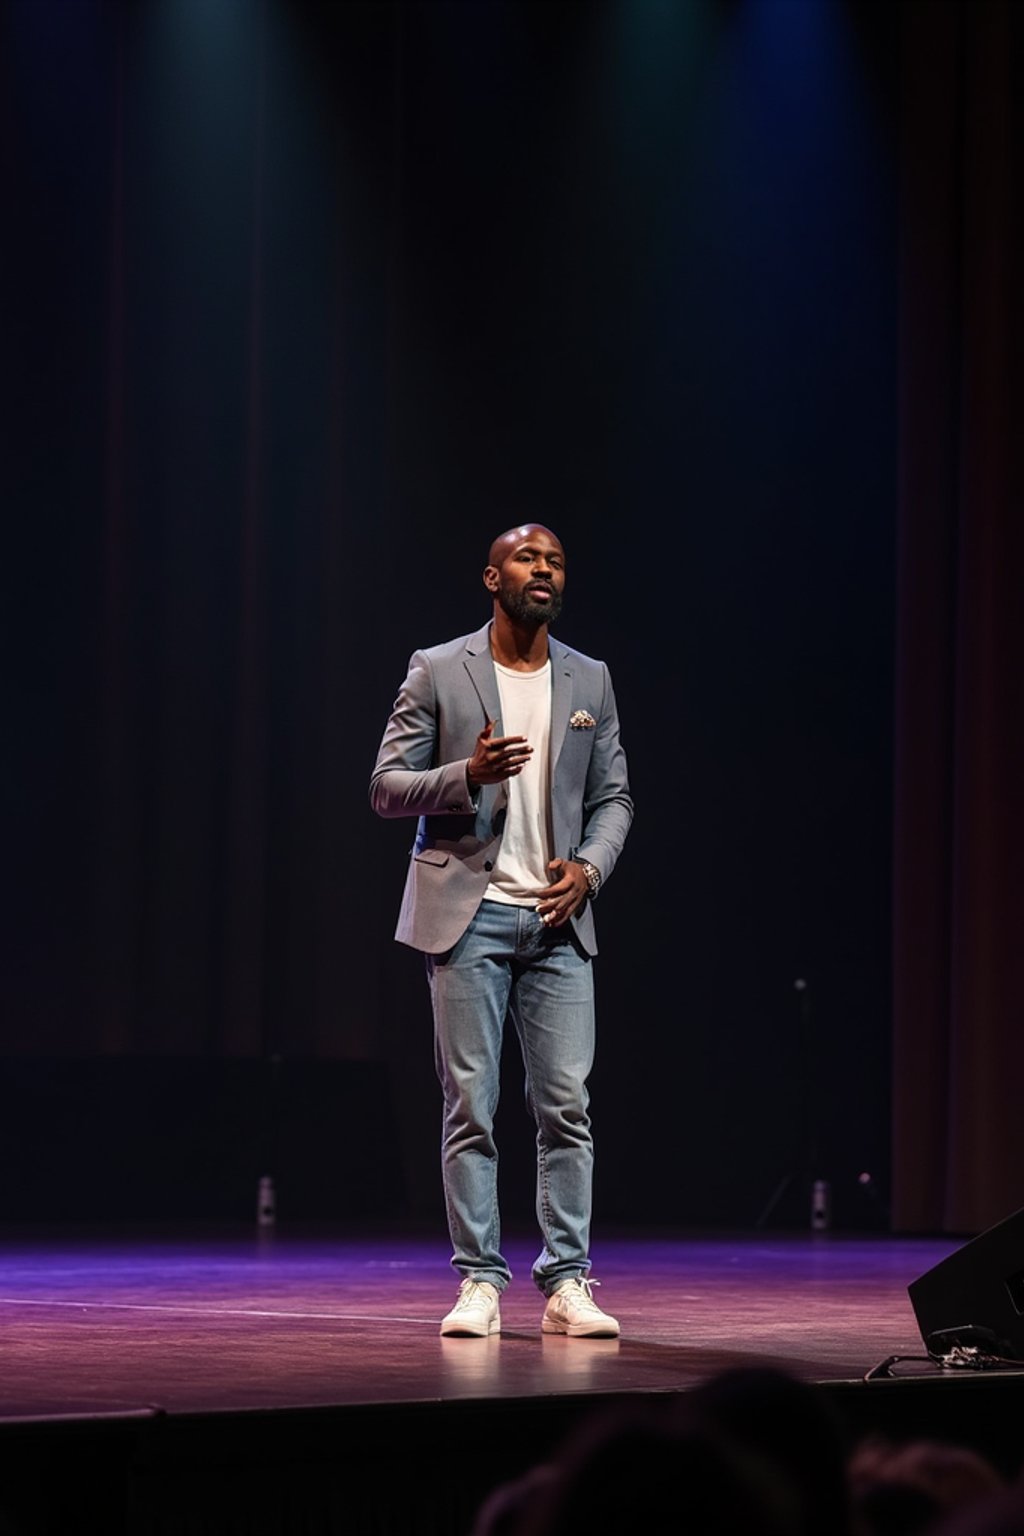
[483,565,499,592]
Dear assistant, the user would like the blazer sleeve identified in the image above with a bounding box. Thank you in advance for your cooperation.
[573,663,633,886]
[369,650,478,819]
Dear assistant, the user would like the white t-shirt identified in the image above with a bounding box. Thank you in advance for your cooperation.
[484,659,553,906]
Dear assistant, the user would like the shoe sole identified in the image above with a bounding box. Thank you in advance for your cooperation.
[440,1312,501,1338]
[541,1318,619,1338]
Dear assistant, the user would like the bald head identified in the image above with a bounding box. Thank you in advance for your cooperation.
[487,523,563,569]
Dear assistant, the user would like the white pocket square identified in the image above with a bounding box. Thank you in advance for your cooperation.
[569,710,596,730]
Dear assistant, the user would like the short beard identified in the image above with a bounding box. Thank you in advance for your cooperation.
[498,585,563,627]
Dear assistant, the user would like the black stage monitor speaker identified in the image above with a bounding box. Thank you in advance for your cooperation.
[908,1206,1024,1360]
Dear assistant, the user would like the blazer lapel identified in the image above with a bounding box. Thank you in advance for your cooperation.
[463,623,501,727]
[463,624,505,821]
[549,640,573,775]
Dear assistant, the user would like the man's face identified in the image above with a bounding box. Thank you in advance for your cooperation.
[485,525,566,626]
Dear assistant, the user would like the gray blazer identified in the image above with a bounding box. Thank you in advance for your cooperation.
[370,621,633,955]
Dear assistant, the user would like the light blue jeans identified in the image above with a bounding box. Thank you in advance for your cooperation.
[426,899,595,1296]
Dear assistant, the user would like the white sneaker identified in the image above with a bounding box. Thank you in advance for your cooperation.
[541,1277,619,1338]
[440,1279,501,1337]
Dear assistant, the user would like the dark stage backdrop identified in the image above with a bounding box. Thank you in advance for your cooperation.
[6,0,1007,1236]
[893,0,1024,1236]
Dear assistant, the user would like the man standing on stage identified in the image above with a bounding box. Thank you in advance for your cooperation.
[370,523,633,1338]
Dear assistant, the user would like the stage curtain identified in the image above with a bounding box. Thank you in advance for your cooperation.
[892,0,1024,1232]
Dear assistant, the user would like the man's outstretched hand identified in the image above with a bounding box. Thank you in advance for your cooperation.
[467,719,533,787]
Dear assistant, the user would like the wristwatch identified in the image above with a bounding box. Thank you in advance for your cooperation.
[576,860,601,900]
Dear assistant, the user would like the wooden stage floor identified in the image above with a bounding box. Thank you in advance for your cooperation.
[2,1225,1023,1535]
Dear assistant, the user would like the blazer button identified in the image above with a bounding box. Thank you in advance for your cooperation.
[484,860,493,871]
[447,801,463,812]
